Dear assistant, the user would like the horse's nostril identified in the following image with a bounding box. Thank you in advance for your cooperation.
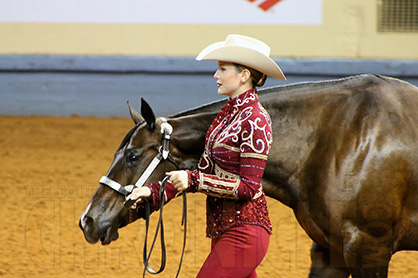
[79,218,84,231]
[80,215,94,231]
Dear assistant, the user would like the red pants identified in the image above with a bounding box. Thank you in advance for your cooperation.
[196,225,270,278]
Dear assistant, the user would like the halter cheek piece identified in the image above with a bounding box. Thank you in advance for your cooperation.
[99,117,186,278]
[99,117,175,201]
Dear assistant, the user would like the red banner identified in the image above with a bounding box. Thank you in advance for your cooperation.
[247,0,285,11]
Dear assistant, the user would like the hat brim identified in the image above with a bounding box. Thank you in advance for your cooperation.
[196,43,286,81]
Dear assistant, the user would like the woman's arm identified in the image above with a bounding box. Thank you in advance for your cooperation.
[186,155,267,201]
[126,171,188,209]
[187,115,272,201]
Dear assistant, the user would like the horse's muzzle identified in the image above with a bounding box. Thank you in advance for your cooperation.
[79,213,119,245]
[79,215,99,244]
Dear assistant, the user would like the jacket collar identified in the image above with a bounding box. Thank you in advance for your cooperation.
[227,88,258,112]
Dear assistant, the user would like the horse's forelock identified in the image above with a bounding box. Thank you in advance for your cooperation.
[117,121,145,151]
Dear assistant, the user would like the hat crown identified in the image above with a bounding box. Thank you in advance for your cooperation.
[224,34,271,57]
[196,34,286,81]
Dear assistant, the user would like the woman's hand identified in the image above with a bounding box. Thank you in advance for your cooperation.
[125,186,151,209]
[125,171,188,209]
[166,170,189,192]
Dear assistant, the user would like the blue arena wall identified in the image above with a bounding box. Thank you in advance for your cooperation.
[1,55,417,117]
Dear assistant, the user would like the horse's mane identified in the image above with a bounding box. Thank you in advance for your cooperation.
[170,74,373,117]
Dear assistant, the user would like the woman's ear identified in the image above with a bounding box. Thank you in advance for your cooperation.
[240,69,251,83]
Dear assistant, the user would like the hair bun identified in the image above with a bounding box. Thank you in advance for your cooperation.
[256,74,267,87]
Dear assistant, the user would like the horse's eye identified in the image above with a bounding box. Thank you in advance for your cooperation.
[127,152,140,162]
[129,154,138,161]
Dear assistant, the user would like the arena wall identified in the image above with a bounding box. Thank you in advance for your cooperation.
[0,0,417,117]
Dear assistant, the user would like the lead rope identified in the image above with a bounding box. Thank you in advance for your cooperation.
[177,191,187,278]
[132,176,187,278]
[142,176,168,276]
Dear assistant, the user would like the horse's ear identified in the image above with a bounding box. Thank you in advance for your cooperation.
[127,101,144,125]
[141,98,156,130]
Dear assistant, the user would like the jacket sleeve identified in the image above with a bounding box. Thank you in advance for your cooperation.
[144,180,181,209]
[187,115,272,201]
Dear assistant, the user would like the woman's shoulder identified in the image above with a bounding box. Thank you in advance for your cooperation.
[239,104,272,132]
[247,101,271,121]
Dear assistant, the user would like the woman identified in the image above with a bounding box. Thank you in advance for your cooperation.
[127,34,286,277]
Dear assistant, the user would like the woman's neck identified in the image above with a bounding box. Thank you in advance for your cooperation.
[229,84,254,99]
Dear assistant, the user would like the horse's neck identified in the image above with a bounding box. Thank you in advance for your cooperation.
[260,89,336,206]
[169,112,218,169]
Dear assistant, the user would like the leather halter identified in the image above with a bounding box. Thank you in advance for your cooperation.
[99,117,174,200]
[99,117,186,278]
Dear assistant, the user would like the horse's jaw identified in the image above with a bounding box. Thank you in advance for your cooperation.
[99,225,120,245]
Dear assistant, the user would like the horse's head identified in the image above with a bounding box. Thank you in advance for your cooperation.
[79,99,216,245]
[79,99,183,245]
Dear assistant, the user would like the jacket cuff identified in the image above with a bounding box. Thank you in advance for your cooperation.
[186,170,200,193]
[144,182,161,208]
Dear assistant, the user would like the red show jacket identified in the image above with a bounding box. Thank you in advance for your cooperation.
[146,89,273,238]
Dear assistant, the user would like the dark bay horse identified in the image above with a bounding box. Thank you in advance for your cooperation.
[80,74,418,277]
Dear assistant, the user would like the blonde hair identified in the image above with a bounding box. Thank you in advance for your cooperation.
[234,63,267,87]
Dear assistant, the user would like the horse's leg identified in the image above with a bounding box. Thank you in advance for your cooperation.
[343,229,392,278]
[344,251,390,278]
[308,243,350,278]
[349,268,389,278]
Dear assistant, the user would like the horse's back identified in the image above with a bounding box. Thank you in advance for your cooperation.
[261,74,418,146]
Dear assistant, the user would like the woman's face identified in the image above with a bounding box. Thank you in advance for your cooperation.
[214,61,250,98]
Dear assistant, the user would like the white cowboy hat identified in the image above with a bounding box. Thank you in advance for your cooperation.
[196,34,286,81]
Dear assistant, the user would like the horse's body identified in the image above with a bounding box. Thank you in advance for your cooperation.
[80,74,418,277]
